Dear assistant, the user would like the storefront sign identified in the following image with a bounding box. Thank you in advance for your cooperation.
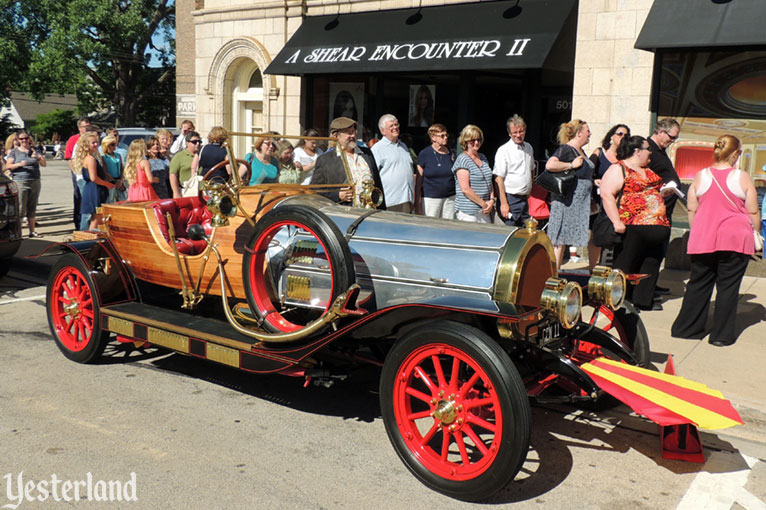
[282,38,531,67]
[265,0,576,75]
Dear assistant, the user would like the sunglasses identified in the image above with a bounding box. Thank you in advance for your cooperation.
[188,140,201,145]
[614,131,628,137]
[664,131,678,141]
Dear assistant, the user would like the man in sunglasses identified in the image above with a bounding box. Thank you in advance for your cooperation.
[647,117,681,296]
[169,131,202,198]
[647,118,681,220]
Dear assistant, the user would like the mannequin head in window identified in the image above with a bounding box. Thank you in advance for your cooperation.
[333,90,358,121]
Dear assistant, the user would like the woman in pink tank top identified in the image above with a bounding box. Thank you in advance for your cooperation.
[671,135,761,346]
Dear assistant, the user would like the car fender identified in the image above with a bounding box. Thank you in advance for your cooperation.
[38,240,138,306]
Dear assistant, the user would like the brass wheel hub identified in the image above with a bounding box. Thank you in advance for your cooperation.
[433,399,457,425]
[63,299,80,320]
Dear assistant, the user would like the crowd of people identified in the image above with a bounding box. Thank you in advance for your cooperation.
[3,111,763,347]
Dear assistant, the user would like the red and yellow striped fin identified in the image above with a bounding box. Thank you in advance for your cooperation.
[581,358,743,430]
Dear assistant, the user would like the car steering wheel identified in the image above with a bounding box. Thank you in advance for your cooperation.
[203,158,252,187]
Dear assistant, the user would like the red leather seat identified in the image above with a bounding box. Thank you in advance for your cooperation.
[153,197,213,255]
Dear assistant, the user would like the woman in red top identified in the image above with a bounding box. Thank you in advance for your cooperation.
[600,135,670,310]
[671,135,761,346]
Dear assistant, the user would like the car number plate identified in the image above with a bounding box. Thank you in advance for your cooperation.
[538,322,561,344]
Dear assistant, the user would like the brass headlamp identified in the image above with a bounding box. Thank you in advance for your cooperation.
[357,179,384,209]
[540,277,582,329]
[587,266,626,311]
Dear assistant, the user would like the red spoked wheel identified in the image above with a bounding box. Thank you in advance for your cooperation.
[46,254,108,363]
[380,321,530,501]
[242,204,354,334]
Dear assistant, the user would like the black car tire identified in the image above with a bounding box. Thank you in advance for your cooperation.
[47,254,109,363]
[380,321,531,501]
[0,258,10,278]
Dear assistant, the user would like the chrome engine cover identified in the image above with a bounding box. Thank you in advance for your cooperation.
[272,195,557,315]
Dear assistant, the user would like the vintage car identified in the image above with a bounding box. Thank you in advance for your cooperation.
[44,138,647,501]
[0,172,23,277]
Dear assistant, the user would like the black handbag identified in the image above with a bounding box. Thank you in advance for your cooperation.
[536,145,579,196]
[534,169,576,196]
[591,164,626,248]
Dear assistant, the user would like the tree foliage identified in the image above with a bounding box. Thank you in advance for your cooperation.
[0,0,36,104]
[29,109,76,141]
[21,0,176,126]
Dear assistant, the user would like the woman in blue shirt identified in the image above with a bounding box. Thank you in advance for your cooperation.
[101,135,127,202]
[146,135,170,199]
[451,125,494,223]
[416,123,456,218]
[245,136,279,186]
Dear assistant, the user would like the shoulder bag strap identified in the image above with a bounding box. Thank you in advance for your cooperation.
[616,162,627,207]
[708,167,739,211]
[197,144,209,175]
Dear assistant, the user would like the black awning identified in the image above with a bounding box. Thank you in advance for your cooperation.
[265,0,576,75]
[635,0,766,51]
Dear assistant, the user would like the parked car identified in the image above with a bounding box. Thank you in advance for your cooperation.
[115,127,179,148]
[43,139,646,501]
[0,172,22,277]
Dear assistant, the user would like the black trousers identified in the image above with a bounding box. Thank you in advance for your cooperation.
[671,251,749,344]
[613,224,670,308]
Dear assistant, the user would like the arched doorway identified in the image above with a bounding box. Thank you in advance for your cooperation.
[229,62,264,155]
[207,37,277,157]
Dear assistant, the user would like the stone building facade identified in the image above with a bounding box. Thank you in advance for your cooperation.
[178,0,766,181]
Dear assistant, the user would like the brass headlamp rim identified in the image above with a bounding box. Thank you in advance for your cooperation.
[587,266,626,311]
[540,277,582,329]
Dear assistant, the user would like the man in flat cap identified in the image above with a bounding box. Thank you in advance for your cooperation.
[310,117,386,208]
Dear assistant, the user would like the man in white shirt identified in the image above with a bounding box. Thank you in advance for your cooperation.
[169,120,196,157]
[371,114,415,213]
[493,114,534,227]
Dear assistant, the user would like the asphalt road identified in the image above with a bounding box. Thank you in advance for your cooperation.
[1,274,765,509]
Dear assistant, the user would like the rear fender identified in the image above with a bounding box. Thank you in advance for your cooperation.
[44,240,138,306]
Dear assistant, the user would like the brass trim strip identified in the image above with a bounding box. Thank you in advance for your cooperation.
[147,328,190,353]
[206,344,240,367]
[108,316,134,337]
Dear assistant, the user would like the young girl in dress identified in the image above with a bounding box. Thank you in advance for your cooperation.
[74,131,113,230]
[125,139,159,202]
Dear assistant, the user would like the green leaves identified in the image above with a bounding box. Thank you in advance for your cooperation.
[29,108,76,140]
[6,0,176,125]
